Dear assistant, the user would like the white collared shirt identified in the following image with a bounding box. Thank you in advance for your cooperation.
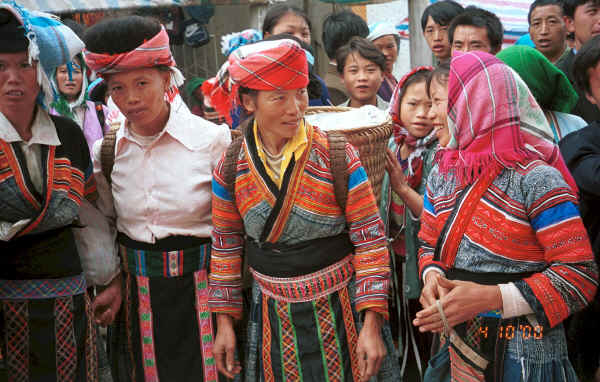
[93,100,231,243]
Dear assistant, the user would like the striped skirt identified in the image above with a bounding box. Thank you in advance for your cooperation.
[0,274,98,382]
[243,256,400,382]
[108,237,217,382]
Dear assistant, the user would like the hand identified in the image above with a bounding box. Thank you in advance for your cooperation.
[214,314,241,379]
[418,271,450,310]
[92,273,122,326]
[356,311,387,381]
[385,148,410,196]
[413,278,502,333]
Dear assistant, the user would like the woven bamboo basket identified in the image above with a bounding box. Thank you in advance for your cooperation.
[305,106,392,204]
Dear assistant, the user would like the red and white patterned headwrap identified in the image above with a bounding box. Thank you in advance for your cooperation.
[202,39,309,125]
[84,27,184,102]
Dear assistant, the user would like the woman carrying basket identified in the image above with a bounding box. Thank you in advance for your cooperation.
[204,38,400,382]
[413,51,598,381]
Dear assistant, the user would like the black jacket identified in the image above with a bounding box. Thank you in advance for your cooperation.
[560,123,600,258]
[556,49,600,124]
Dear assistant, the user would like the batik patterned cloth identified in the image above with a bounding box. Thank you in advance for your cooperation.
[418,161,598,380]
[210,122,398,381]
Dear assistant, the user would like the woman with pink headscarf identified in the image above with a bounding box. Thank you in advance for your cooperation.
[413,51,597,381]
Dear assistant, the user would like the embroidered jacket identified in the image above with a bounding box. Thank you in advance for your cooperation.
[418,161,598,328]
[209,123,391,319]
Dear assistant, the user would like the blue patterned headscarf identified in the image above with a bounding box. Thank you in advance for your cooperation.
[0,1,85,107]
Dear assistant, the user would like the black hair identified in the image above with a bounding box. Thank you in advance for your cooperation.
[527,0,564,23]
[89,80,108,104]
[421,1,465,31]
[573,34,600,94]
[83,15,161,55]
[62,18,85,39]
[448,6,504,53]
[563,0,600,18]
[322,10,369,59]
[426,61,451,97]
[395,69,432,112]
[336,36,386,74]
[262,4,312,36]
[262,33,322,100]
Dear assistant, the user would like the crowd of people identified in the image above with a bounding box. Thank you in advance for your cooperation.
[1,0,600,381]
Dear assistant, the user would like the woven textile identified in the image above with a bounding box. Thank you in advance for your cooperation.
[202,39,309,125]
[437,51,577,193]
[136,276,159,382]
[275,301,301,381]
[2,301,29,382]
[314,296,343,382]
[54,297,77,381]
[0,274,86,299]
[250,255,354,303]
[120,244,210,278]
[210,123,390,320]
[0,1,85,107]
[194,270,218,382]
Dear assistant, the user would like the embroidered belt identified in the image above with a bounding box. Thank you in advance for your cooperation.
[0,274,86,300]
[118,233,211,277]
[250,255,354,303]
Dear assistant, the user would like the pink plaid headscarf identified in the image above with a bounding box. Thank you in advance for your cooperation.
[437,51,577,191]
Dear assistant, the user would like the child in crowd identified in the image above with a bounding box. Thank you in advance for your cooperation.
[337,36,388,109]
[380,67,436,371]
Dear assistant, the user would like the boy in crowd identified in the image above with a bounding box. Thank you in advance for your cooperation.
[337,36,388,110]
[421,0,465,62]
[528,0,570,63]
[557,0,600,122]
[322,10,369,105]
[449,6,504,54]
[559,34,600,382]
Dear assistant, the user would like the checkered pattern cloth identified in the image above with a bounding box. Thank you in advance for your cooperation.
[202,39,309,125]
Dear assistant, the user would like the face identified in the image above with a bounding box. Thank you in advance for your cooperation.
[341,53,384,107]
[242,88,308,141]
[566,1,600,50]
[584,60,600,107]
[56,61,83,101]
[424,16,452,60]
[268,12,311,45]
[451,25,495,54]
[0,52,39,115]
[373,35,399,73]
[107,67,170,132]
[399,81,433,138]
[529,5,567,60]
[427,76,450,146]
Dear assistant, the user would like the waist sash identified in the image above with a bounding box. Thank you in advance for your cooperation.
[446,268,537,285]
[245,232,353,278]
[250,255,354,303]
[117,232,211,277]
[0,274,86,300]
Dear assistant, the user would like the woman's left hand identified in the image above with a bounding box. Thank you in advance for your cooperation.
[413,277,502,333]
[356,311,387,381]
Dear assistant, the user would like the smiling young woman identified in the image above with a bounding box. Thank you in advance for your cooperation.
[204,38,400,382]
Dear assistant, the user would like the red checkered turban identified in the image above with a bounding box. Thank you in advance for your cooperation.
[202,39,309,125]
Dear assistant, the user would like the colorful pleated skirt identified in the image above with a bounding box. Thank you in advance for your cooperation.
[243,255,400,382]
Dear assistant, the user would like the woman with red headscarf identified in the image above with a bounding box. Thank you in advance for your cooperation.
[84,16,231,382]
[413,51,597,381]
[205,38,400,381]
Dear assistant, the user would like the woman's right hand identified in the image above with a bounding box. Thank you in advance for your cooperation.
[214,314,242,379]
[385,148,410,197]
[418,271,450,310]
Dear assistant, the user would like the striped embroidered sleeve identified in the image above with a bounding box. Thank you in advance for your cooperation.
[417,181,448,280]
[514,166,598,328]
[209,154,245,320]
[343,144,391,319]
